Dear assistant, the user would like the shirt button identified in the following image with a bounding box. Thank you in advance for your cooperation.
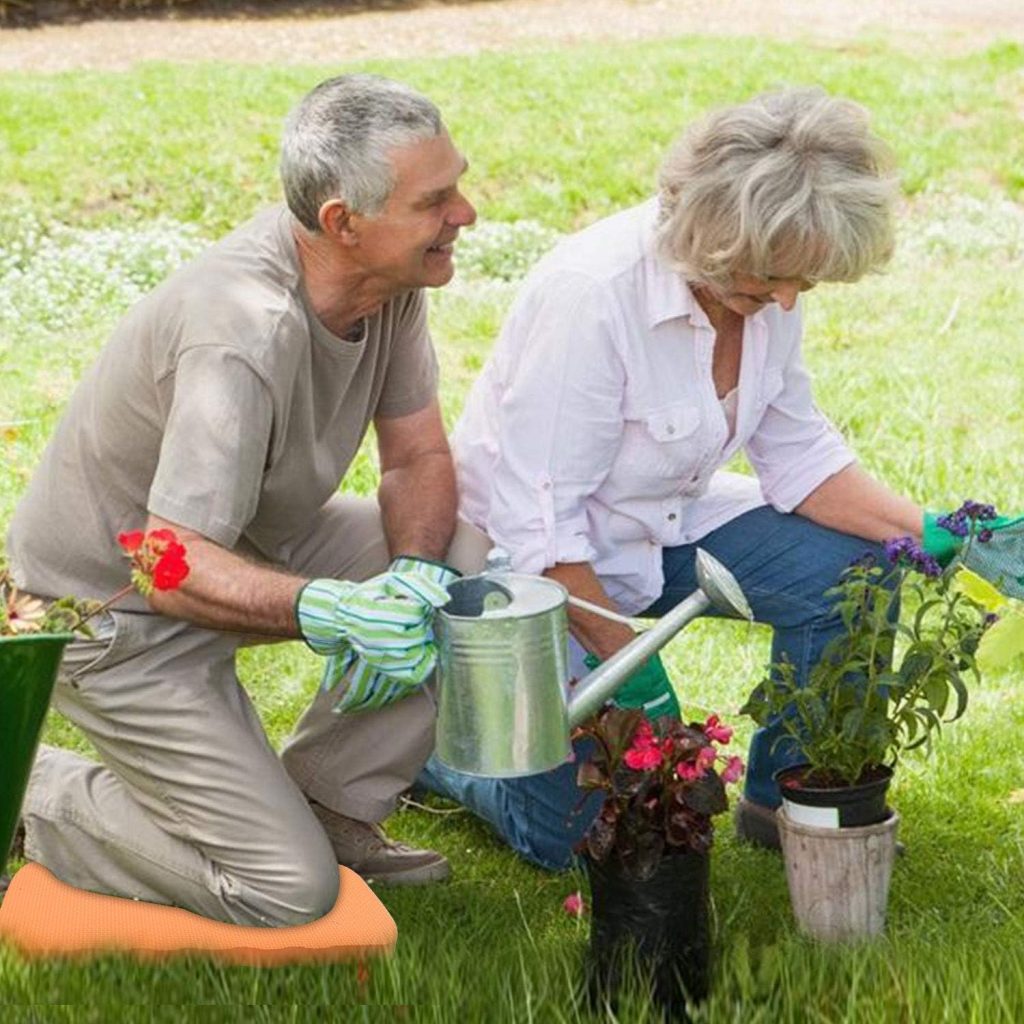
[667,513,677,521]
[666,424,676,435]
[542,482,552,490]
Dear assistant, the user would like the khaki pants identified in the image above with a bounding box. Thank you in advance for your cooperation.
[22,497,489,927]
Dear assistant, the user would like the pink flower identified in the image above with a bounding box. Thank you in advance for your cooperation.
[563,892,586,917]
[721,755,745,784]
[696,746,717,772]
[676,761,701,782]
[704,714,733,745]
[624,745,663,770]
[632,720,657,748]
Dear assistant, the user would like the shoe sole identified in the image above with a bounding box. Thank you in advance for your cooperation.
[361,859,451,887]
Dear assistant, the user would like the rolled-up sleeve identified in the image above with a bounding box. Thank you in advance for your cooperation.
[745,311,855,513]
[486,274,626,573]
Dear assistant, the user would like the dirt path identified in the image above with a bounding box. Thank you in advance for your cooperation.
[1,0,1022,73]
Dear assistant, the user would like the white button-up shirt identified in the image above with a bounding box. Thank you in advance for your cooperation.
[453,200,855,614]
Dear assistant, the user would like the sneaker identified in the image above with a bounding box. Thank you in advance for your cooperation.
[308,799,450,886]
[734,796,782,851]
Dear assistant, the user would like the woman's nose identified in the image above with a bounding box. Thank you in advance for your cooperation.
[771,282,801,310]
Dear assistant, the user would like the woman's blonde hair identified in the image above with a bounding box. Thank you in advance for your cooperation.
[656,88,897,289]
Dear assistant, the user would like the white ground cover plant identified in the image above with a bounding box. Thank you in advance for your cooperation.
[0,202,205,342]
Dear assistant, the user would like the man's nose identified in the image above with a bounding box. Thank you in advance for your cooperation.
[450,193,477,228]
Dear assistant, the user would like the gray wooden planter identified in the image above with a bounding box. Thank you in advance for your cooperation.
[776,806,900,942]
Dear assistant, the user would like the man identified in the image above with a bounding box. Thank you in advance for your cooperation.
[6,74,477,926]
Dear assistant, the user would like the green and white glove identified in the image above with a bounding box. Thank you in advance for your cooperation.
[923,506,1024,600]
[583,651,682,722]
[297,556,460,713]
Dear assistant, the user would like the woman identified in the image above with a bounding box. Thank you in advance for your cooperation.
[418,87,924,867]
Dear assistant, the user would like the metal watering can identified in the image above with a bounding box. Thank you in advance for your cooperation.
[433,548,753,777]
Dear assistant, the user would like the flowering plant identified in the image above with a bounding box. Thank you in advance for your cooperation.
[1,528,190,638]
[572,707,744,879]
[740,504,995,789]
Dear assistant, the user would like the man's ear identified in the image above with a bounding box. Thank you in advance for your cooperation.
[318,199,359,245]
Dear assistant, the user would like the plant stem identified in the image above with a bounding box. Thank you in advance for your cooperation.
[77,583,134,626]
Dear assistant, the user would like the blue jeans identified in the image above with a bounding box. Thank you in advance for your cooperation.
[417,506,885,871]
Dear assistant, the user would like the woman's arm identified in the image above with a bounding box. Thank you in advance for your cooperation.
[544,561,636,660]
[794,463,922,541]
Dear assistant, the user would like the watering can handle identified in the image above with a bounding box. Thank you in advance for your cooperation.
[565,594,648,630]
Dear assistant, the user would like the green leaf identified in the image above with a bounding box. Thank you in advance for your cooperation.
[955,567,1008,612]
[977,611,1024,671]
[923,674,950,717]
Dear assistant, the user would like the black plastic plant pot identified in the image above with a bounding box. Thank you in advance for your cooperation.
[774,763,893,828]
[584,849,710,1023]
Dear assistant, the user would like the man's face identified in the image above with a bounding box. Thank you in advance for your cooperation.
[349,130,476,290]
[707,274,816,317]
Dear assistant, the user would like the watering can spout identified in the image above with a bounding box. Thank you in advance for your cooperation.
[565,548,752,727]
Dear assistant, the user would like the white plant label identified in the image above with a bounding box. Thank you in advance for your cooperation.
[782,799,840,829]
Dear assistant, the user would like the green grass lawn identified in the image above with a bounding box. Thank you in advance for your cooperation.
[2,30,1024,1022]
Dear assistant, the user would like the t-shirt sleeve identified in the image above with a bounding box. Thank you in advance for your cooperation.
[148,346,273,548]
[374,289,439,419]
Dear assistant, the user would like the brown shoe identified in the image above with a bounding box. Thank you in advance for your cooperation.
[734,796,782,851]
[309,799,450,886]
[735,796,906,856]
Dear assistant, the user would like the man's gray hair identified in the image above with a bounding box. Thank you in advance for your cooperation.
[280,74,443,231]
[656,88,897,288]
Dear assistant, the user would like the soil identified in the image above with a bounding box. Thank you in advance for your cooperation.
[1,0,1022,73]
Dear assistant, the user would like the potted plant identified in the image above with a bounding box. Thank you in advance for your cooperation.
[571,707,743,1021]
[0,529,189,877]
[740,506,995,940]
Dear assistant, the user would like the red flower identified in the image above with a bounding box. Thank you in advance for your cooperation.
[676,761,701,782]
[703,714,733,745]
[121,527,191,595]
[152,550,190,591]
[117,530,145,554]
[624,745,663,771]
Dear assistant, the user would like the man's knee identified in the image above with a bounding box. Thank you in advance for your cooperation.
[239,850,340,928]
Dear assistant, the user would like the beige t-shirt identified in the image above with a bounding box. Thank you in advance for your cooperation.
[8,206,438,608]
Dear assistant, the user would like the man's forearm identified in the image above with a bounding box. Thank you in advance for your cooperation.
[794,463,922,542]
[378,451,457,561]
[145,514,304,636]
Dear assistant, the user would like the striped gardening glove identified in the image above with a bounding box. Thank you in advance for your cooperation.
[296,557,460,713]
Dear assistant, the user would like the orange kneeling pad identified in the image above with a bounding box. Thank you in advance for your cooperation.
[0,864,396,965]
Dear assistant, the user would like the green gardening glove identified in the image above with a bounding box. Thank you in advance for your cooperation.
[297,557,459,713]
[583,651,682,722]
[923,505,1024,599]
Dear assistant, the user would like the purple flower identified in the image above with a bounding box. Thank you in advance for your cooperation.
[884,536,942,578]
[937,501,999,541]
[979,529,994,543]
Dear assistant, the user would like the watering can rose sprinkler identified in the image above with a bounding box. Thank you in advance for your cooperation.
[433,548,753,777]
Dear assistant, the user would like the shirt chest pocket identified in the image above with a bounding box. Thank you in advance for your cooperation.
[619,403,704,490]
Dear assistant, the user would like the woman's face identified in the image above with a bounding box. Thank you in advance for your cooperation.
[704,274,815,317]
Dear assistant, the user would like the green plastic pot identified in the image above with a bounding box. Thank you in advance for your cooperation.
[1,633,72,875]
